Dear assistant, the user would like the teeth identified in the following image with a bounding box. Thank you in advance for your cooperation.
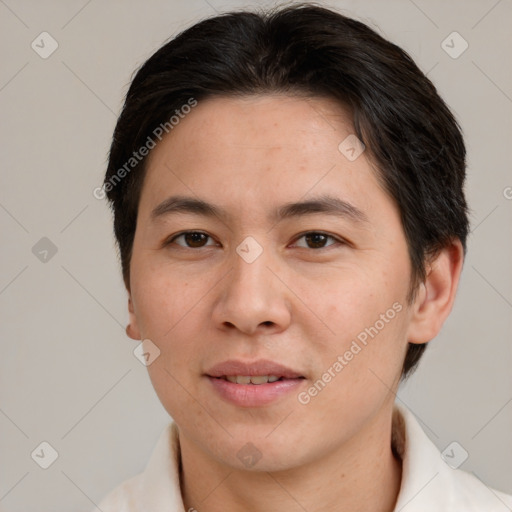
[224,375,281,385]
[250,375,273,385]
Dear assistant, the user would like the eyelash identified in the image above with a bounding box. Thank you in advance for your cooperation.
[165,231,345,250]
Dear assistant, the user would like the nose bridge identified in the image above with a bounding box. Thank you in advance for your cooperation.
[230,234,274,302]
[212,233,290,333]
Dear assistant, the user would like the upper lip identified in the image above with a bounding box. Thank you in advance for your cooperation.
[205,359,304,379]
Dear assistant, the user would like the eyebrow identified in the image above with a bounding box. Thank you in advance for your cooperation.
[150,194,369,224]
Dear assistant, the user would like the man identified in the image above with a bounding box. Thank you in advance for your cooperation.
[93,4,512,511]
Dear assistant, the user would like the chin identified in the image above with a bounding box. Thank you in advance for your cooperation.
[209,432,309,473]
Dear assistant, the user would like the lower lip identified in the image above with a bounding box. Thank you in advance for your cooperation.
[206,376,305,407]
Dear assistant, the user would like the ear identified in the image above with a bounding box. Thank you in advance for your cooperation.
[406,238,464,344]
[126,291,142,340]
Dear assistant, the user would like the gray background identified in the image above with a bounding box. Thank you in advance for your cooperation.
[0,0,511,510]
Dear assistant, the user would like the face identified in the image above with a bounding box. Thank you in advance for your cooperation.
[127,94,418,471]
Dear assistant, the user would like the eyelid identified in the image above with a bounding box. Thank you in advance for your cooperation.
[166,231,218,248]
[290,231,346,248]
[165,230,347,249]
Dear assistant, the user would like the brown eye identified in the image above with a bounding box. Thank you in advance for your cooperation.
[169,231,216,248]
[294,232,340,249]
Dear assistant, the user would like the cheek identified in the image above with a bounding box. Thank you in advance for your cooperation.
[146,358,205,432]
[320,267,404,328]
[315,270,409,390]
[131,261,196,338]
[301,312,408,427]
[138,276,205,421]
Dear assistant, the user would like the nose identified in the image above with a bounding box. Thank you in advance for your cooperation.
[211,237,292,336]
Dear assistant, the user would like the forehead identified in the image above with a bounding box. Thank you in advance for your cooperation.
[138,94,390,224]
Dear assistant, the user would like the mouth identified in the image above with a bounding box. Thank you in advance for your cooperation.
[205,359,306,407]
[214,375,304,386]
[210,375,306,384]
[205,358,305,380]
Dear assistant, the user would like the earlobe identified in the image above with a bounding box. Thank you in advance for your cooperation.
[126,293,142,340]
[407,239,464,344]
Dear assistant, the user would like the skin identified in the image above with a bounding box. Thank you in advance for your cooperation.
[125,94,464,512]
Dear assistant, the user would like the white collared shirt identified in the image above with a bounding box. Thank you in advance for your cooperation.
[92,403,512,511]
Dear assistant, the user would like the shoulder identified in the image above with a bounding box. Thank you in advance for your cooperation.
[446,467,512,511]
[89,421,183,512]
[90,472,145,512]
[392,403,512,511]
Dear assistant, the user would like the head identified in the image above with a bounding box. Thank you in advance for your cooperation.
[102,4,468,470]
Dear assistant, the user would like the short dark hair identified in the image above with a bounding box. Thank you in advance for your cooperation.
[103,3,469,380]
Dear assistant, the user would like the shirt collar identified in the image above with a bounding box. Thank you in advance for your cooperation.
[139,418,185,511]
[391,402,454,510]
[136,403,464,511]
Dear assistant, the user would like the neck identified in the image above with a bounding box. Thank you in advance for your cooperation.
[179,405,402,512]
